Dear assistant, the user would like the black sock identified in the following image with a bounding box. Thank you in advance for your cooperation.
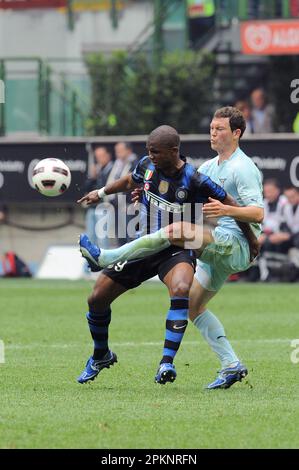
[86,308,111,360]
[160,297,188,364]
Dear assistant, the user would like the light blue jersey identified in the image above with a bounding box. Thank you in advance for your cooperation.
[199,147,263,240]
[195,147,264,291]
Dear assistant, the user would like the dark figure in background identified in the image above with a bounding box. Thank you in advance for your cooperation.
[250,88,275,134]
[106,142,137,245]
[0,208,5,224]
[187,0,215,47]
[0,188,5,224]
[282,186,299,279]
[234,100,255,135]
[255,179,291,281]
[84,146,113,247]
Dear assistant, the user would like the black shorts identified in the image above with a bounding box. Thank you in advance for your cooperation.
[102,246,197,290]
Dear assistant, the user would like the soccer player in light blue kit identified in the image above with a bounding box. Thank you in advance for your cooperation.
[80,107,264,388]
[187,106,264,388]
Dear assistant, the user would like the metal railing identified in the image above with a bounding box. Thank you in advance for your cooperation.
[214,0,295,26]
[128,0,187,64]
[0,57,89,136]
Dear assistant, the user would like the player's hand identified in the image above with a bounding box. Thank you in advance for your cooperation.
[77,190,100,205]
[268,232,290,244]
[131,187,143,205]
[258,233,267,245]
[248,236,260,262]
[202,197,228,218]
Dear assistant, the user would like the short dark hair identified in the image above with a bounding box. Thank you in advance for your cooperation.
[263,178,280,189]
[234,100,250,112]
[94,145,111,155]
[148,125,180,149]
[125,142,133,151]
[116,141,133,152]
[284,186,299,193]
[214,106,246,138]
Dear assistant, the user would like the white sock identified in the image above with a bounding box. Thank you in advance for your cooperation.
[98,228,171,267]
[193,309,239,369]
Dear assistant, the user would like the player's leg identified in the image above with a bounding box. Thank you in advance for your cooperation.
[77,273,127,384]
[79,228,171,271]
[155,261,195,384]
[190,267,248,389]
[79,222,210,270]
[189,276,239,367]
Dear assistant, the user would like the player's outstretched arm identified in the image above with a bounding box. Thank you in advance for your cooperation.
[195,172,263,224]
[203,195,263,224]
[77,174,139,205]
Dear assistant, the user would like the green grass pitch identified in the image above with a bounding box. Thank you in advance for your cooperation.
[1,279,299,449]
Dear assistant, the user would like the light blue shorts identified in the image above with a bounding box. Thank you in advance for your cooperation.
[194,226,251,292]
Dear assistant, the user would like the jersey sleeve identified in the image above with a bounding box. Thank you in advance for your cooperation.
[192,171,227,202]
[198,160,210,175]
[131,156,148,184]
[234,163,264,208]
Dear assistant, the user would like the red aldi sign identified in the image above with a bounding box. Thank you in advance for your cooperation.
[241,20,299,55]
[0,0,66,8]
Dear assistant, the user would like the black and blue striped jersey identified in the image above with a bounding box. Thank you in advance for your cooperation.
[131,155,227,235]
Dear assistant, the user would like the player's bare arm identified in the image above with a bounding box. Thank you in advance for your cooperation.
[77,174,139,205]
[203,196,264,223]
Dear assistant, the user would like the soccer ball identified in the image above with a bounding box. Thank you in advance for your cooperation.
[32,158,71,197]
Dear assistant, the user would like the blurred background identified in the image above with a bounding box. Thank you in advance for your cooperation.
[1,0,299,282]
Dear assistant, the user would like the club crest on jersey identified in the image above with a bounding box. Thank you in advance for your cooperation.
[158,180,169,194]
[219,178,227,188]
[175,188,188,202]
[144,169,153,181]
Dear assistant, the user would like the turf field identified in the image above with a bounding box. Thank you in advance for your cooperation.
[1,279,299,449]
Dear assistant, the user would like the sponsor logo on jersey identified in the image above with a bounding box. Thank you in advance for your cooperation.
[144,169,153,181]
[145,190,184,213]
[158,180,169,194]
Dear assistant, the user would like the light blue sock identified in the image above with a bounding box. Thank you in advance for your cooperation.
[98,227,171,267]
[193,309,239,369]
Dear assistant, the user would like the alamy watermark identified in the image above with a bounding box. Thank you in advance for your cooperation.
[0,340,4,364]
[290,339,299,364]
[290,79,299,104]
[0,80,4,104]
[92,195,204,250]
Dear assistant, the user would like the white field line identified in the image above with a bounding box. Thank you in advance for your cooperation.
[4,338,293,350]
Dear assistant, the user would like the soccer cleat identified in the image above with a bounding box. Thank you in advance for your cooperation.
[77,350,117,384]
[79,233,102,272]
[155,363,177,384]
[206,361,248,390]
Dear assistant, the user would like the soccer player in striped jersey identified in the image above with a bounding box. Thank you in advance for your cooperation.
[77,120,260,387]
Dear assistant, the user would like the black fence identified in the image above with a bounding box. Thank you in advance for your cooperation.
[0,135,299,204]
